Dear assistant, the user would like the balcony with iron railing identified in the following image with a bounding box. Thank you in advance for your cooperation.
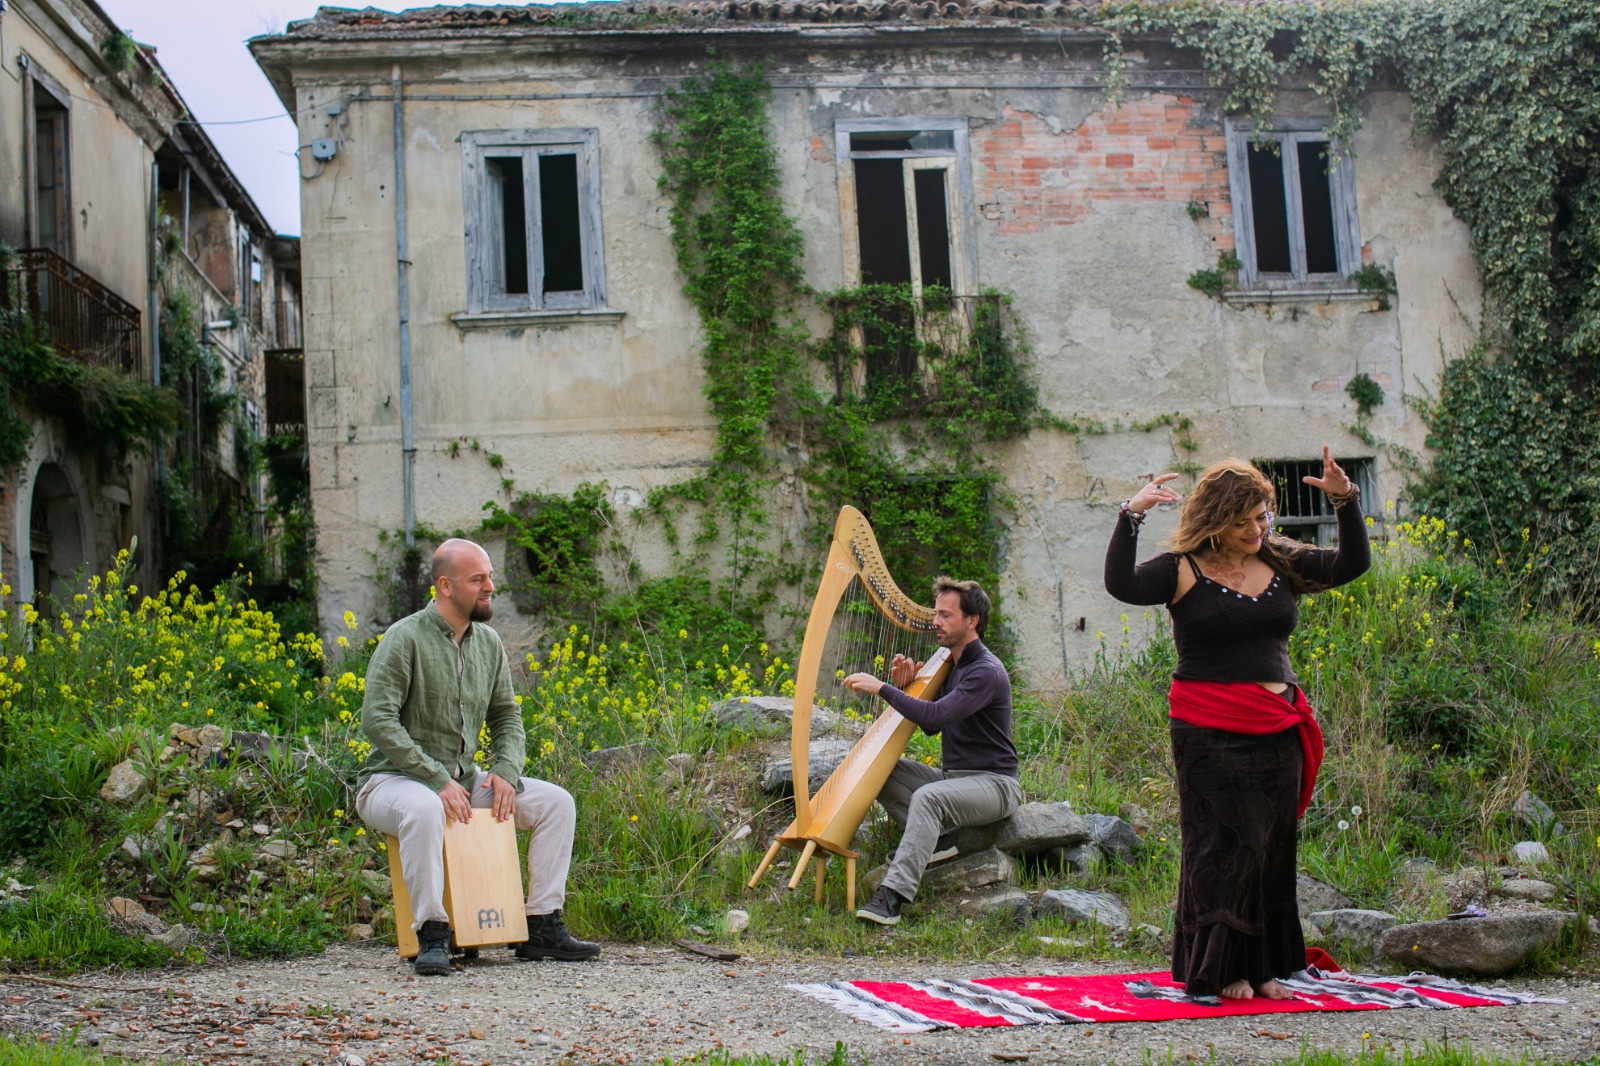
[1,248,143,376]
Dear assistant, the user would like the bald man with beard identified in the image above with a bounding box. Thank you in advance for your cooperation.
[355,538,599,976]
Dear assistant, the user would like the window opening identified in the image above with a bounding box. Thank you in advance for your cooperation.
[913,168,953,289]
[1255,457,1375,546]
[1246,144,1291,274]
[538,153,583,295]
[855,159,912,285]
[464,130,604,314]
[1226,119,1360,286]
[485,156,529,296]
[34,96,70,256]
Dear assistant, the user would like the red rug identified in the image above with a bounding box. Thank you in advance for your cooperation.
[788,951,1560,1033]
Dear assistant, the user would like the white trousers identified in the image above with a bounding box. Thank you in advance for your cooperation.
[356,770,576,929]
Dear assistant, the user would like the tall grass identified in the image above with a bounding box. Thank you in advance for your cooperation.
[0,512,1596,972]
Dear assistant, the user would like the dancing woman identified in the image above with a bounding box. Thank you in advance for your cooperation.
[1104,446,1369,1000]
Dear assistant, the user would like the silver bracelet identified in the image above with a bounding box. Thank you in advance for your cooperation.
[1119,500,1146,528]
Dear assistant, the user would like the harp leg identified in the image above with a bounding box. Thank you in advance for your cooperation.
[748,838,784,889]
[846,857,857,912]
[786,840,818,890]
[813,855,827,905]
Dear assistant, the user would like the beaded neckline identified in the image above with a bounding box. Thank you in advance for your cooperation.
[1201,573,1280,603]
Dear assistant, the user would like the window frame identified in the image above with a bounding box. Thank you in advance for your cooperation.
[25,62,73,259]
[834,117,976,296]
[1225,117,1360,289]
[460,128,606,314]
[1255,456,1376,547]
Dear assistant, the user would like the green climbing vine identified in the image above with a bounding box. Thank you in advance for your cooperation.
[653,60,808,602]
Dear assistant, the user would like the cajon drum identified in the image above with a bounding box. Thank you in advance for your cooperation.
[387,814,530,957]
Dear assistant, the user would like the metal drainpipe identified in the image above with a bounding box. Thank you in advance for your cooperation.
[150,160,163,485]
[393,65,415,548]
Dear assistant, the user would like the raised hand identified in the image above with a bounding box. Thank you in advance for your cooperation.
[1128,472,1184,515]
[1302,444,1352,496]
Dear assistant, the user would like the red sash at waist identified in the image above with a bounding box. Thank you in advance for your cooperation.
[1168,678,1324,819]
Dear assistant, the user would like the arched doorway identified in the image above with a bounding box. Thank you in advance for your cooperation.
[29,462,86,610]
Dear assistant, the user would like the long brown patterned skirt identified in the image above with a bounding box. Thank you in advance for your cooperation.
[1169,719,1305,995]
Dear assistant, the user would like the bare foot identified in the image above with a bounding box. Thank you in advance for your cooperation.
[1254,979,1293,1000]
[1219,979,1254,1000]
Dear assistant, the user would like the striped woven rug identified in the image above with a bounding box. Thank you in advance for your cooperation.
[789,951,1559,1033]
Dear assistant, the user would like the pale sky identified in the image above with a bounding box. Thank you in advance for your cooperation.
[97,0,348,236]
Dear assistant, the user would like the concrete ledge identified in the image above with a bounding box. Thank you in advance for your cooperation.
[1222,287,1384,307]
[451,309,626,330]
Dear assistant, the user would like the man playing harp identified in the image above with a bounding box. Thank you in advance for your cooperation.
[843,578,1021,926]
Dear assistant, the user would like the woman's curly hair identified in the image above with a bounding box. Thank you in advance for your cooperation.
[1169,458,1328,593]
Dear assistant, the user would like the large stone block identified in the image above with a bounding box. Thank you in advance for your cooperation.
[1377,910,1575,977]
[948,802,1090,857]
[1085,813,1143,864]
[1036,888,1131,933]
[712,696,846,737]
[760,737,858,793]
[1296,873,1353,920]
[1307,909,1400,958]
[958,889,1033,922]
[920,848,1016,893]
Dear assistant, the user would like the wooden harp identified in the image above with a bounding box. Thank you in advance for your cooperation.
[747,505,953,909]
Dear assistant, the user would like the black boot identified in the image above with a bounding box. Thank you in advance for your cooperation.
[513,911,600,961]
[414,920,453,976]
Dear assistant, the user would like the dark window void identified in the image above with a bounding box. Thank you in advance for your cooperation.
[855,158,911,285]
[1255,457,1372,544]
[1246,143,1291,274]
[850,130,955,152]
[486,156,528,295]
[538,153,583,294]
[1297,141,1338,274]
[913,169,953,289]
[34,99,69,256]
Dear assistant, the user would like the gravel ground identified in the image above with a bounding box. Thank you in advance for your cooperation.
[3,942,1598,1066]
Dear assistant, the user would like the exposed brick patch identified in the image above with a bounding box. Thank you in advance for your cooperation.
[974,94,1234,251]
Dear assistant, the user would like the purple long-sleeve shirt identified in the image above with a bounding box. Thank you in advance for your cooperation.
[879,638,1018,777]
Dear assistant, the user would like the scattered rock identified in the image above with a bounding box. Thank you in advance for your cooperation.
[1117,802,1151,833]
[957,889,1032,922]
[119,835,143,862]
[921,848,1016,892]
[1511,841,1552,867]
[145,923,193,952]
[1307,909,1401,958]
[1036,888,1130,933]
[1377,910,1575,976]
[1496,878,1559,903]
[1440,867,1497,909]
[260,841,299,862]
[1399,857,1439,886]
[947,802,1091,858]
[228,731,307,770]
[722,909,750,935]
[583,743,658,777]
[1130,922,1165,950]
[711,696,846,737]
[1511,790,1566,837]
[760,737,857,793]
[347,923,374,941]
[99,760,148,804]
[188,902,226,915]
[1085,813,1142,864]
[1035,843,1102,876]
[1296,873,1353,920]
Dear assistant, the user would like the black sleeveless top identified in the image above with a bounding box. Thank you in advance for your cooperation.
[1103,502,1370,684]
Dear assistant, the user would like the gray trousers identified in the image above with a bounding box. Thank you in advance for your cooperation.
[877,760,1022,901]
[356,769,576,929]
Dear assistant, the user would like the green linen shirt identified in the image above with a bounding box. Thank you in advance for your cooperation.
[358,603,526,793]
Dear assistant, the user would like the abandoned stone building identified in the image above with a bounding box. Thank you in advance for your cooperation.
[0,0,304,607]
[251,2,1481,680]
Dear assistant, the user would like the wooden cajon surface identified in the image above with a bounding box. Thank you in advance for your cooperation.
[387,815,530,957]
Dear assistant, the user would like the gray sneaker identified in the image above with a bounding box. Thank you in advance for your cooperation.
[855,885,904,926]
[413,920,453,976]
